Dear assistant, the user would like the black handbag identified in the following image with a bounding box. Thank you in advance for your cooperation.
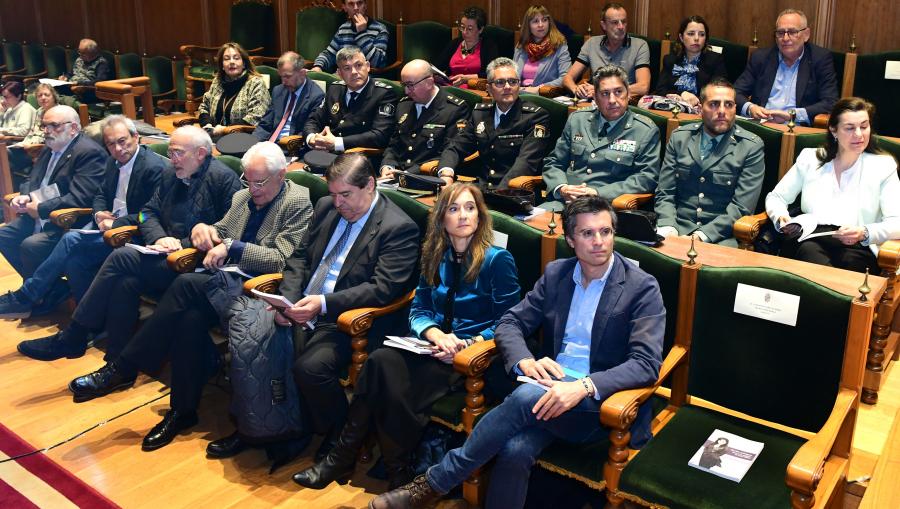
[483,188,535,216]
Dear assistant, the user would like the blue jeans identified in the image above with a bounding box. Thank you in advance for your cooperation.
[426,383,607,509]
[19,231,111,304]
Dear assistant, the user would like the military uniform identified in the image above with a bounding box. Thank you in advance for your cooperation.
[542,106,661,211]
[655,122,765,245]
[381,88,470,172]
[438,98,552,188]
[303,78,399,151]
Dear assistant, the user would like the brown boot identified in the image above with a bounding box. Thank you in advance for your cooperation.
[368,474,441,509]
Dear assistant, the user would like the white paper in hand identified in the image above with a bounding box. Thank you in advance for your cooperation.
[124,243,166,255]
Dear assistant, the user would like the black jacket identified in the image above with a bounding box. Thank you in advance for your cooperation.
[655,50,728,96]
[93,145,168,228]
[303,78,398,150]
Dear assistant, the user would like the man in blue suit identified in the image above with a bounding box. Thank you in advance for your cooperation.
[371,195,665,509]
[253,51,325,146]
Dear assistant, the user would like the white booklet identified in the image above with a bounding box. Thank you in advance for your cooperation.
[28,183,60,204]
[195,264,253,278]
[124,243,166,255]
[71,228,102,234]
[688,429,764,482]
[783,213,839,241]
[383,335,434,355]
[250,289,315,330]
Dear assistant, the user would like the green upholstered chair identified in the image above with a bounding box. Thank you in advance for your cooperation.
[147,142,170,160]
[307,70,339,94]
[876,135,900,163]
[0,41,25,79]
[286,168,329,205]
[229,0,275,55]
[484,25,515,59]
[254,64,281,91]
[115,53,143,79]
[43,45,69,82]
[853,51,900,137]
[707,38,750,83]
[294,6,346,65]
[402,21,452,64]
[215,154,243,177]
[733,119,783,214]
[607,264,867,509]
[142,55,179,110]
[15,43,47,81]
[631,34,661,91]
[829,49,847,97]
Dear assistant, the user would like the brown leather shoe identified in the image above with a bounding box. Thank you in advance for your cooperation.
[368,474,441,509]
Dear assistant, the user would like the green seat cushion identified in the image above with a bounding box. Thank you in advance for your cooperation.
[215,154,242,176]
[429,390,466,429]
[620,405,804,509]
[188,65,216,80]
[295,7,346,63]
[287,170,329,204]
[489,210,543,295]
[380,188,431,238]
[735,119,783,213]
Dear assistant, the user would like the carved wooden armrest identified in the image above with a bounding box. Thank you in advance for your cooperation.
[173,117,201,128]
[180,44,220,62]
[70,84,96,96]
[243,272,282,295]
[103,225,139,247]
[876,240,900,276]
[219,125,255,135]
[611,193,653,211]
[785,388,856,496]
[278,135,306,156]
[508,175,544,192]
[419,160,440,175]
[734,212,770,250]
[0,135,25,143]
[345,147,385,156]
[95,77,151,94]
[453,339,498,377]
[336,290,415,336]
[249,56,279,66]
[538,85,566,98]
[166,247,203,273]
[3,192,18,204]
[812,114,830,129]
[600,345,686,430]
[466,78,488,91]
[49,207,92,229]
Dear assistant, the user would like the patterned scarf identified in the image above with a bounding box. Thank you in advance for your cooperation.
[525,37,553,61]
[672,54,701,94]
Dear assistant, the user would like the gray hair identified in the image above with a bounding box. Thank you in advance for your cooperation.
[277,51,305,71]
[172,125,213,154]
[79,38,99,55]
[592,64,629,89]
[776,8,808,27]
[46,105,82,132]
[242,141,287,176]
[486,57,517,82]
[100,114,137,137]
[336,46,363,64]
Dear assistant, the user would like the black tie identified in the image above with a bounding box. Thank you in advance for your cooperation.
[599,122,609,139]
[348,91,359,109]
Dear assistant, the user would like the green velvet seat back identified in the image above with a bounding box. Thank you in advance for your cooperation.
[853,51,900,137]
[44,46,68,80]
[286,170,329,205]
[735,119,783,213]
[3,42,24,73]
[230,1,275,54]
[707,38,749,83]
[174,60,186,101]
[215,154,243,176]
[147,142,169,159]
[308,71,339,94]
[188,64,215,81]
[620,405,805,509]
[295,6,346,63]
[690,266,850,432]
[380,188,431,239]
[522,93,568,144]
[631,34,661,90]
[444,86,482,109]
[116,53,142,79]
[372,18,398,79]
[143,56,176,98]
[793,132,827,158]
[484,25,515,58]
[100,50,117,78]
[489,210,543,295]
[629,106,667,160]
[876,135,900,165]
[255,65,281,91]
[403,21,452,64]
[23,43,45,75]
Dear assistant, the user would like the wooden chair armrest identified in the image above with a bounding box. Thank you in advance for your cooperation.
[538,85,567,98]
[466,78,488,91]
[337,290,415,336]
[166,247,203,273]
[812,114,830,129]
[420,160,439,175]
[345,147,384,156]
[0,135,25,143]
[249,56,280,66]
[611,193,653,211]
[179,44,220,59]
[3,192,18,203]
[278,135,305,155]
[103,225,139,247]
[876,240,900,275]
[22,144,45,161]
[95,77,151,94]
[156,99,185,114]
[785,388,856,494]
[219,125,255,135]
[453,339,498,377]
[173,117,200,128]
[49,207,92,229]
[734,212,770,250]
[600,345,687,429]
[243,273,282,295]
[508,175,544,192]
[70,85,96,99]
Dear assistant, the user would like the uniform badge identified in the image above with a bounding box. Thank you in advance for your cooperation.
[476,121,485,134]
[399,113,408,124]
[456,119,467,129]
[533,124,547,138]
[574,134,584,142]
[331,102,340,115]
[378,103,395,117]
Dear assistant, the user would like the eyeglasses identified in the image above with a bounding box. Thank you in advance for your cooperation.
[489,78,521,88]
[240,173,274,189]
[774,27,807,38]
[576,227,615,240]
[401,75,431,89]
[40,121,73,132]
[167,147,191,159]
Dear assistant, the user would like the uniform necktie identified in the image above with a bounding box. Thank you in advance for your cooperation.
[599,122,609,139]
[269,91,298,142]
[347,91,359,109]
[701,136,718,160]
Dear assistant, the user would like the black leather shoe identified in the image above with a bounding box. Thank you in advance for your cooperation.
[315,427,341,462]
[18,332,87,361]
[206,431,246,459]
[68,362,136,402]
[142,410,198,451]
[292,454,356,489]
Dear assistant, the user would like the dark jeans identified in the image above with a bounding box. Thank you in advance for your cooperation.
[0,215,64,278]
[19,230,111,303]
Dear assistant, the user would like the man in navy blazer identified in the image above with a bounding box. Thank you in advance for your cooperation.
[0,105,106,279]
[372,196,665,509]
[734,9,838,125]
[253,51,325,145]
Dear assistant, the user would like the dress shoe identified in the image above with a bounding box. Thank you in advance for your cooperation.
[142,410,199,451]
[18,332,86,361]
[296,398,372,488]
[292,453,356,489]
[68,362,137,403]
[368,474,442,509]
[0,290,33,319]
[206,431,246,459]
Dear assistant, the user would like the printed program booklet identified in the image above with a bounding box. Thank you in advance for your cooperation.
[688,429,764,482]
[383,336,434,355]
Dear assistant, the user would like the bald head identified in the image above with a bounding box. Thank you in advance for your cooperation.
[78,39,99,61]
[400,59,437,104]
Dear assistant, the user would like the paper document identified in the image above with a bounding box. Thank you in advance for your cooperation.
[688,429,764,483]
[29,183,60,204]
[39,78,70,87]
[383,335,434,355]
[514,206,547,221]
[195,264,253,278]
[124,243,166,255]
[783,213,838,241]
[71,228,102,234]
[733,283,800,326]
[250,289,315,329]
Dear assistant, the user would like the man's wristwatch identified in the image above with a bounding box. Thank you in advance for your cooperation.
[862,227,870,244]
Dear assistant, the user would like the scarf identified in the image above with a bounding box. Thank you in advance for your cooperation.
[525,37,553,62]
[672,54,701,94]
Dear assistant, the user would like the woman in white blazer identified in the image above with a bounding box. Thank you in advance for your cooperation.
[512,5,571,94]
[766,97,900,272]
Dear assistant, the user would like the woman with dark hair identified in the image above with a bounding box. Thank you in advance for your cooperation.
[0,81,36,138]
[513,4,571,93]
[436,6,500,88]
[292,183,521,490]
[654,15,727,108]
[198,42,271,137]
[767,97,900,273]
[698,437,729,468]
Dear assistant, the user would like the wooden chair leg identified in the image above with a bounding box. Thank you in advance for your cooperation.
[349,333,368,387]
[463,467,485,506]
[603,428,630,507]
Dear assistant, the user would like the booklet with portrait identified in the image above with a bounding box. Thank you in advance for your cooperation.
[688,429,765,482]
[383,335,434,355]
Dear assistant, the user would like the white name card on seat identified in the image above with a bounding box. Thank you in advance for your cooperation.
[708,45,723,54]
[885,61,900,80]
[733,283,800,326]
[492,230,508,249]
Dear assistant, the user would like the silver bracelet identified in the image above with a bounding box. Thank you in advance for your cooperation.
[580,377,593,397]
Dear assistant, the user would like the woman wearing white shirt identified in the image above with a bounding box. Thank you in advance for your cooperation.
[766,97,900,272]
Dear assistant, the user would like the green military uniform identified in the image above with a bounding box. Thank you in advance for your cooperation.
[654,122,765,246]
[381,88,470,172]
[542,106,661,211]
[438,98,552,188]
[303,78,398,150]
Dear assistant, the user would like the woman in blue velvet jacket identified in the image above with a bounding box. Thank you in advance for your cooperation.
[292,183,521,490]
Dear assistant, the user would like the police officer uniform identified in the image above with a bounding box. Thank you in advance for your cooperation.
[542,106,661,211]
[438,98,552,188]
[303,78,399,151]
[381,88,470,172]
[654,122,765,246]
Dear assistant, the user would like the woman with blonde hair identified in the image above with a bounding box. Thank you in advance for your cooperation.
[513,5,571,93]
[198,42,271,137]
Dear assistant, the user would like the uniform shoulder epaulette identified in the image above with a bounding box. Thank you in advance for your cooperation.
[630,113,656,129]
[672,122,701,135]
[333,80,347,86]
[573,104,596,113]
[374,80,391,89]
[446,94,466,106]
[474,102,492,110]
[398,96,412,103]
[732,126,763,144]
[522,104,544,113]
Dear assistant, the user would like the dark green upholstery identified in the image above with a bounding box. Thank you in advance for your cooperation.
[445,86,482,109]
[44,45,69,80]
[619,405,805,509]
[522,93,568,144]
[2,42,24,75]
[100,50,117,78]
[174,59,187,101]
[489,210,543,295]
[255,65,281,91]
[631,35,661,90]
[854,51,900,137]
[429,391,466,428]
[22,43,45,76]
[371,18,399,79]
[380,188,431,238]
[215,154,243,176]
[187,65,215,81]
[143,56,177,99]
[116,53,142,79]
[403,21,452,64]
[230,0,275,54]
[308,71,339,93]
[707,38,749,83]
[735,119,783,213]
[287,170,329,204]
[295,6,346,64]
[829,50,846,95]
[147,142,169,159]
[793,132,827,159]
[484,25,515,58]
[876,135,900,164]
[629,106,667,160]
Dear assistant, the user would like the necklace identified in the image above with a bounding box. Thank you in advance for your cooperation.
[460,39,479,57]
